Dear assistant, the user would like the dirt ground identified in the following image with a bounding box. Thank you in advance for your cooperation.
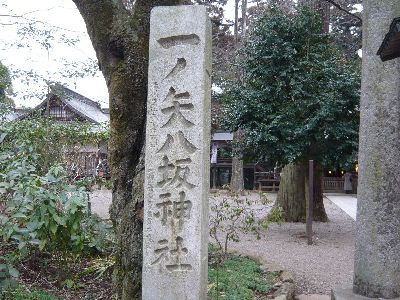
[90,189,355,295]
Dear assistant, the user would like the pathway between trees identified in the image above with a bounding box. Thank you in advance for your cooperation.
[325,194,357,220]
[228,194,355,295]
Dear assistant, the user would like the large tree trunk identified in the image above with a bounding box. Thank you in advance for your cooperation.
[277,163,306,222]
[313,166,327,221]
[277,162,327,222]
[72,1,187,299]
[305,164,328,222]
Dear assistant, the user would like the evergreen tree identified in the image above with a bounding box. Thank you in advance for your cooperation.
[223,6,360,221]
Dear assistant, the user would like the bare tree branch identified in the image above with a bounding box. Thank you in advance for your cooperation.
[212,19,234,26]
[322,0,362,25]
[0,13,84,32]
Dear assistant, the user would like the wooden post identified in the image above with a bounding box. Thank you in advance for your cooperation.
[307,160,314,245]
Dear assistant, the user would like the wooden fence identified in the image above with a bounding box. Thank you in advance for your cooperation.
[322,177,344,192]
[254,171,280,192]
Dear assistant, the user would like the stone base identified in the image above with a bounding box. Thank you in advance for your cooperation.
[331,287,400,300]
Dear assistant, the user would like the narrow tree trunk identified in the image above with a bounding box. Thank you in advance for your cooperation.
[277,162,327,222]
[316,0,330,33]
[241,0,248,38]
[231,156,244,191]
[230,131,244,192]
[234,0,239,42]
[230,0,247,193]
[299,0,330,33]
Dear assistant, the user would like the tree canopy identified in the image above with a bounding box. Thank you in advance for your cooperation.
[223,6,360,169]
[0,61,14,108]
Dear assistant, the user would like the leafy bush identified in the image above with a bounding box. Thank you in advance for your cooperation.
[0,163,113,255]
[0,110,113,297]
[0,253,19,293]
[0,285,58,300]
[0,115,113,281]
[266,205,284,225]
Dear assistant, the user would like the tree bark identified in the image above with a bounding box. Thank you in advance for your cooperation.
[230,0,247,192]
[72,1,187,299]
[277,162,327,222]
[305,164,328,222]
[230,130,244,192]
[277,163,306,222]
[241,0,248,38]
[234,0,239,42]
[230,156,244,191]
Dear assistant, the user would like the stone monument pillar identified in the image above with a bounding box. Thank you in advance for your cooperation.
[353,0,400,298]
[142,5,211,300]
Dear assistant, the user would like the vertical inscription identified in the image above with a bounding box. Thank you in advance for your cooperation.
[143,6,211,300]
[152,38,197,271]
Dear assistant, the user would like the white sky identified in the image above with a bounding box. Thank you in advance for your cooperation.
[1,1,361,108]
[1,0,108,108]
[0,0,240,108]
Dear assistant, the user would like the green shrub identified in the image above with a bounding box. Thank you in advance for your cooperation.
[0,253,19,293]
[0,164,108,254]
[0,285,58,300]
[266,205,284,225]
[209,191,262,258]
[208,252,275,300]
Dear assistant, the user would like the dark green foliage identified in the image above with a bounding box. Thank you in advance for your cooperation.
[223,7,360,169]
[0,62,11,97]
[0,164,113,254]
[0,253,19,293]
[0,115,113,290]
[208,252,275,300]
[0,62,14,109]
[1,285,58,300]
[0,116,108,176]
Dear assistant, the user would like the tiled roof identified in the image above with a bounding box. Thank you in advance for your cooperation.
[50,84,109,124]
[13,84,109,124]
[3,108,28,122]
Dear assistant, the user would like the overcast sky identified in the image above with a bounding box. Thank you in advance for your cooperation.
[0,0,240,108]
[1,0,108,107]
[1,1,361,108]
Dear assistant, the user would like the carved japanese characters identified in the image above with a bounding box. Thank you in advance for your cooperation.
[142,6,211,300]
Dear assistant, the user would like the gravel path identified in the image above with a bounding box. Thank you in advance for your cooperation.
[90,189,355,295]
[223,192,355,295]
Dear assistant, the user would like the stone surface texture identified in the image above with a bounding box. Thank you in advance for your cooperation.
[142,5,211,300]
[296,295,330,300]
[276,282,295,300]
[354,0,400,298]
[332,287,400,300]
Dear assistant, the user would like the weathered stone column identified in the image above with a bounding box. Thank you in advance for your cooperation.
[142,5,211,300]
[353,0,400,298]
